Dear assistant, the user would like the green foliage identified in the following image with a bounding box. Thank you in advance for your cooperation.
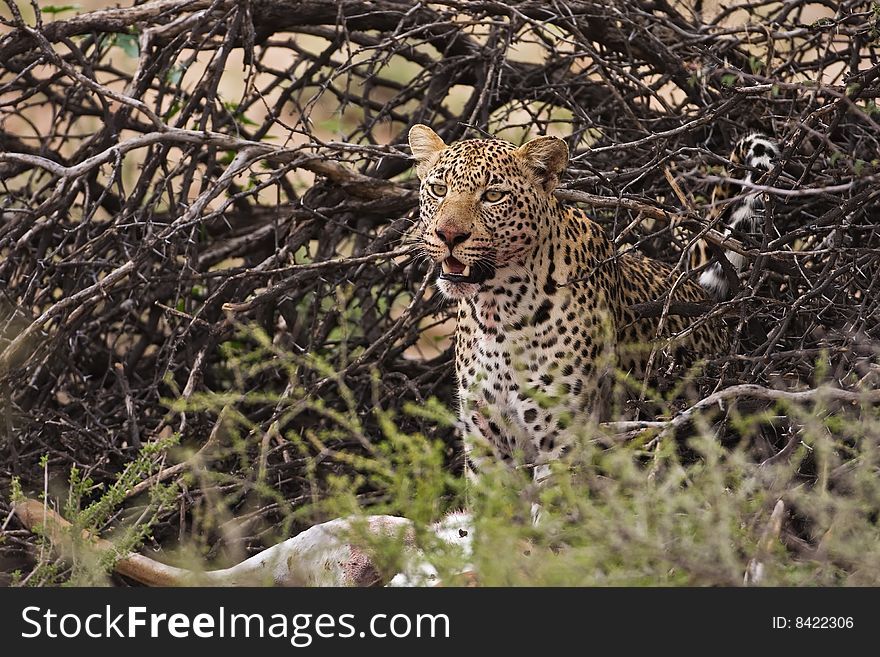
[176,325,464,527]
[163,100,182,121]
[10,476,23,504]
[91,30,139,59]
[223,101,259,127]
[41,4,80,15]
[111,32,139,58]
[16,321,880,586]
[468,400,880,586]
[165,64,186,85]
[165,325,880,586]
[20,437,180,586]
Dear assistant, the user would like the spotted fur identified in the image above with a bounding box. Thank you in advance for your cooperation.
[409,125,726,470]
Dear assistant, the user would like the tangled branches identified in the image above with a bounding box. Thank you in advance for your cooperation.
[1,0,879,584]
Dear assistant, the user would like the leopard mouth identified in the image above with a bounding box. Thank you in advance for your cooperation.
[439,257,494,284]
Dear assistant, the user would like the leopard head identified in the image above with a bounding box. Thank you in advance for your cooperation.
[408,124,568,299]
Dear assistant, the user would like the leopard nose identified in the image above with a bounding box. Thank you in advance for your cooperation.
[435,228,471,247]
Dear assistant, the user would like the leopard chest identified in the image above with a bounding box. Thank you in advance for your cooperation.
[453,281,613,464]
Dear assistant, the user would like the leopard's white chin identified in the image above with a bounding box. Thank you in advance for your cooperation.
[437,278,481,299]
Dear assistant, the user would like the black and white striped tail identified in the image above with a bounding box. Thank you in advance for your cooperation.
[699,133,780,299]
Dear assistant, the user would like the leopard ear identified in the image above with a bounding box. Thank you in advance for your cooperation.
[516,135,569,193]
[408,125,448,178]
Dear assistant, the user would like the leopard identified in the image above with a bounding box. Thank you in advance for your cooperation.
[408,124,727,473]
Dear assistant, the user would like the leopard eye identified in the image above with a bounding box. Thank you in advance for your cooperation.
[483,189,507,203]
[429,183,447,197]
